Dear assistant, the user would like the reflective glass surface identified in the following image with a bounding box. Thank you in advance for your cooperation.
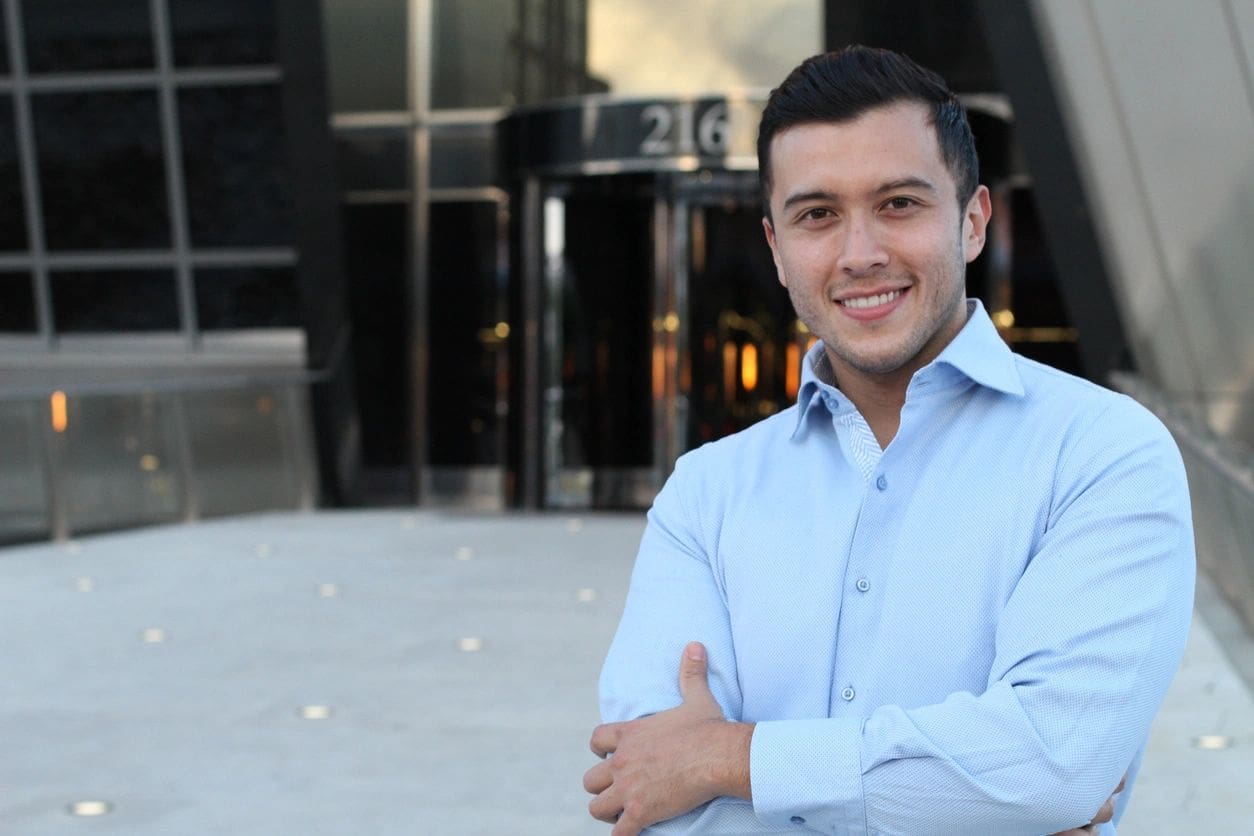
[60,392,183,534]
[335,133,408,192]
[428,201,503,466]
[344,202,410,469]
[321,0,407,112]
[0,96,26,250]
[169,0,277,66]
[51,269,178,332]
[33,91,168,250]
[0,402,49,544]
[195,267,299,329]
[23,0,153,73]
[0,272,35,332]
[178,85,293,247]
[431,0,517,109]
[0,7,9,75]
[183,387,304,516]
[430,124,495,190]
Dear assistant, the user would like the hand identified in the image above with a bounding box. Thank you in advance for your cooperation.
[1049,774,1126,835]
[583,641,753,835]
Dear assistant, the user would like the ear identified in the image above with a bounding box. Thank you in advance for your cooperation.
[762,216,788,288]
[962,185,992,264]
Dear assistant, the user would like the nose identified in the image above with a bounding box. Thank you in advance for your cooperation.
[836,215,888,277]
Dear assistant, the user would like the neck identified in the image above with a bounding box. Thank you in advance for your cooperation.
[828,364,911,449]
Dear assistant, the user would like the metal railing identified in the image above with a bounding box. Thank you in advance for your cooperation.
[0,371,320,545]
[1111,372,1254,633]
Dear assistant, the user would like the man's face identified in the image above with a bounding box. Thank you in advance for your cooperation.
[762,102,991,387]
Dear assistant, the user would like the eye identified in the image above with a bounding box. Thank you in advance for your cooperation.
[884,196,919,212]
[798,207,834,223]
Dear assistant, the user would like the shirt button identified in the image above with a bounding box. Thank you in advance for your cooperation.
[875,474,888,491]
[790,816,806,825]
[856,577,870,592]
[841,686,855,701]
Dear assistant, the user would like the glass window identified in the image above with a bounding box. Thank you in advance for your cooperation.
[431,0,518,109]
[0,401,48,544]
[169,0,277,66]
[335,133,409,193]
[0,7,10,76]
[430,124,495,190]
[0,272,35,332]
[33,91,169,250]
[344,202,410,469]
[23,0,153,74]
[428,201,504,466]
[321,0,407,113]
[587,0,821,95]
[178,84,293,247]
[0,95,26,251]
[52,269,179,332]
[195,266,300,329]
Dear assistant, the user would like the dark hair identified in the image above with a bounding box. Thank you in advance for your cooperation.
[757,45,979,216]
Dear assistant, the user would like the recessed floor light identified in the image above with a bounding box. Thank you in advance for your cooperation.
[566,518,583,533]
[65,542,82,555]
[75,577,94,592]
[299,705,332,720]
[254,544,273,558]
[401,516,416,530]
[1193,734,1232,750]
[141,628,166,643]
[67,800,112,816]
[455,547,474,561]
[458,637,483,652]
[576,588,597,603]
[318,583,339,598]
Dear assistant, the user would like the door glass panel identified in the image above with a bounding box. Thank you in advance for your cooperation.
[687,198,799,449]
[544,177,653,506]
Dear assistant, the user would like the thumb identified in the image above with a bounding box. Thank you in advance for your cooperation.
[678,641,718,710]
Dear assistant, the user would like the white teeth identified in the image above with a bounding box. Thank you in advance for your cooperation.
[841,290,902,309]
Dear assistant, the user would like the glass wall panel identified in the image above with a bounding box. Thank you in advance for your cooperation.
[169,0,277,66]
[0,7,9,75]
[0,272,35,332]
[195,267,300,329]
[431,0,518,109]
[60,392,183,534]
[183,387,303,516]
[429,124,495,190]
[0,95,26,251]
[335,133,408,192]
[0,401,47,544]
[344,202,410,470]
[321,0,407,113]
[178,85,293,247]
[51,269,179,332]
[33,91,168,250]
[23,0,154,74]
[587,0,820,95]
[428,201,503,466]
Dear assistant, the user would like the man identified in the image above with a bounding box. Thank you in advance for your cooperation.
[583,46,1194,835]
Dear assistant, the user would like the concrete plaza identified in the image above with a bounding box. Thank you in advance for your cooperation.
[1,511,1250,834]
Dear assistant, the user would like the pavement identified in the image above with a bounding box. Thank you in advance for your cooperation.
[1,511,1251,835]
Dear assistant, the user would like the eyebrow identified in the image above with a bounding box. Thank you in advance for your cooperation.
[780,177,940,213]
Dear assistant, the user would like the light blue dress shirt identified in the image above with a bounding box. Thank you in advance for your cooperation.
[600,301,1195,835]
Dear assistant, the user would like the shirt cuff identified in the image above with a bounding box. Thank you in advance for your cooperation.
[750,717,867,834]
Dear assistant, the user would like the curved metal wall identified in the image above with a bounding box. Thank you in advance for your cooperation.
[1030,0,1254,449]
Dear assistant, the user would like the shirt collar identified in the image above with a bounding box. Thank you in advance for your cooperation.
[792,298,1024,438]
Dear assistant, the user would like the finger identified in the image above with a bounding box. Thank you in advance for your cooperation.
[587,790,621,824]
[612,812,642,836]
[590,722,623,758]
[1115,774,1127,794]
[678,641,717,708]
[1091,794,1115,825]
[583,760,612,795]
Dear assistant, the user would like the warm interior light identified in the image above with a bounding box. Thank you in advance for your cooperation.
[740,343,758,393]
[722,341,737,406]
[494,321,510,339]
[50,391,68,433]
[785,343,801,400]
[992,308,1016,329]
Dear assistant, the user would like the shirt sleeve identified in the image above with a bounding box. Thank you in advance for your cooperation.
[750,398,1196,835]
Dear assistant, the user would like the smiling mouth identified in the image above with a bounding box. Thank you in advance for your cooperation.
[839,289,905,309]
